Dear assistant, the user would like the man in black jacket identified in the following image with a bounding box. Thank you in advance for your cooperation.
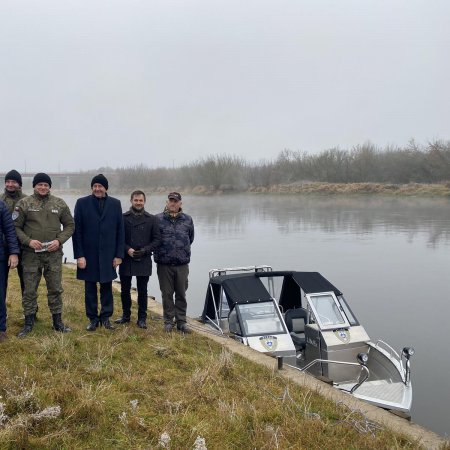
[115,190,161,329]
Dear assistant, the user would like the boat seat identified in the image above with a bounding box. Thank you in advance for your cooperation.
[284,308,308,350]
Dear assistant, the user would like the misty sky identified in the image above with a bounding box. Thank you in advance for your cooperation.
[1,0,449,172]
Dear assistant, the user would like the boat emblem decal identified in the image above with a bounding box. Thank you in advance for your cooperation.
[259,335,278,351]
[335,329,350,343]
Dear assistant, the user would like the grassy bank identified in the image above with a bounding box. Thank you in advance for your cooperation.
[246,182,450,196]
[0,268,444,449]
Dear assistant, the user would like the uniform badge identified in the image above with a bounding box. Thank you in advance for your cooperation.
[12,207,19,221]
[334,329,350,344]
[51,209,59,214]
[259,335,278,351]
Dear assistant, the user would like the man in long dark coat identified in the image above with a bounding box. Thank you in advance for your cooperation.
[72,174,125,331]
[114,190,161,329]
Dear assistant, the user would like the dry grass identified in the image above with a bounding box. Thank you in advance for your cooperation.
[0,268,439,449]
[248,182,450,196]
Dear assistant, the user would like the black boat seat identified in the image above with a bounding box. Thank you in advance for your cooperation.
[285,308,308,350]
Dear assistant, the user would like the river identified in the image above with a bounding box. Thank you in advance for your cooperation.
[61,193,450,437]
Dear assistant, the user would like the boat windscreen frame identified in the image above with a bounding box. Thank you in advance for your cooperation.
[235,299,288,337]
[306,291,351,331]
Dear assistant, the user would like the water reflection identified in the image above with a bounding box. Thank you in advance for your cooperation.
[185,195,450,247]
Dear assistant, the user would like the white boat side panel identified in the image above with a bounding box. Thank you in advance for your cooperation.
[247,334,296,356]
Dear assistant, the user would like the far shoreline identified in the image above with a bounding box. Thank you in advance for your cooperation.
[49,182,450,197]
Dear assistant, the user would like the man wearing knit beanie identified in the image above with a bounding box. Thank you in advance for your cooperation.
[5,169,22,187]
[1,169,27,297]
[32,172,52,188]
[13,172,75,337]
[73,174,124,331]
[90,173,108,190]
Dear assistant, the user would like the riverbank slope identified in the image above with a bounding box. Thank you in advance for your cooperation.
[0,268,448,449]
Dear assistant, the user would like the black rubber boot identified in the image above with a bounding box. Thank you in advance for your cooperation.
[52,313,72,333]
[18,315,35,338]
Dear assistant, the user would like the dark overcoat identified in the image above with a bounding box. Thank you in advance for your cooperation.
[72,194,125,283]
[119,210,162,277]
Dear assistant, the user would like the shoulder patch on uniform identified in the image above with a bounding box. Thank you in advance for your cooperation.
[12,211,19,220]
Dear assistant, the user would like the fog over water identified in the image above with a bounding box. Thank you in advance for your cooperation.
[1,1,449,171]
[62,193,450,436]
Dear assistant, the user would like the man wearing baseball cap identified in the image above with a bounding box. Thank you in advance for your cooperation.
[153,192,194,333]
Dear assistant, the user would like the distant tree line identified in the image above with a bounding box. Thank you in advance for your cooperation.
[111,140,450,191]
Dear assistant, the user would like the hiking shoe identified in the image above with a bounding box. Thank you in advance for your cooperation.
[177,324,192,334]
[164,323,174,333]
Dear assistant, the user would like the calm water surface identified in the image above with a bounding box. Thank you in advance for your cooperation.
[63,193,450,437]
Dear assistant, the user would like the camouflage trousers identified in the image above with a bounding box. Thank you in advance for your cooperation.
[21,250,64,316]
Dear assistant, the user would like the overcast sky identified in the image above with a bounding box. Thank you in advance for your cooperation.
[1,0,449,172]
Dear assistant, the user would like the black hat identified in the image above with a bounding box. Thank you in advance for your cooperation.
[91,174,109,190]
[5,169,22,187]
[168,192,182,201]
[33,172,52,188]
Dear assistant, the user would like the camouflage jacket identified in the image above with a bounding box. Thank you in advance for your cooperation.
[14,193,75,251]
[0,188,27,214]
[153,208,194,266]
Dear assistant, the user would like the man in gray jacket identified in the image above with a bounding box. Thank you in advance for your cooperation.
[154,192,194,333]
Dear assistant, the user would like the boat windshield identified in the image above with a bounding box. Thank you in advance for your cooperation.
[306,292,350,330]
[236,301,286,336]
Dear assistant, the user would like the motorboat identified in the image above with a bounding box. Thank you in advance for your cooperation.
[201,265,414,416]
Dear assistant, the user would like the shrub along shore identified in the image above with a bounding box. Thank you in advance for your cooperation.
[0,268,448,449]
[52,182,450,198]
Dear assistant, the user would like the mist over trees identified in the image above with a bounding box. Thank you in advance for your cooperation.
[45,140,449,192]
[113,140,450,191]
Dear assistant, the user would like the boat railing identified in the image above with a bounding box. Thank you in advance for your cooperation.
[209,265,273,278]
[203,314,224,334]
[374,339,401,361]
[283,359,370,394]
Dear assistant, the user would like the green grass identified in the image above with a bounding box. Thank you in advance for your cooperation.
[0,268,437,449]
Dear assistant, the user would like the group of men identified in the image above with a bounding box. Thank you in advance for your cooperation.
[0,170,194,342]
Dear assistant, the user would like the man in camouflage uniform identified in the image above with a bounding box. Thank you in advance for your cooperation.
[14,173,74,337]
[1,169,26,295]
